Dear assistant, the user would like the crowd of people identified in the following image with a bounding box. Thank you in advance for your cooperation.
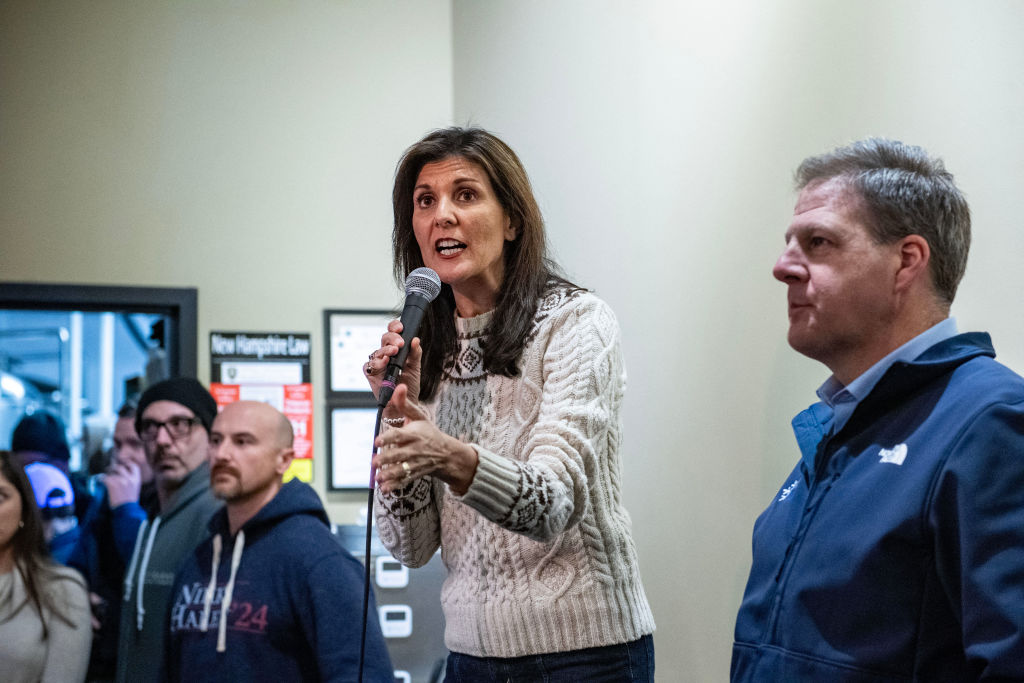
[2,380,392,683]
[1,128,1022,682]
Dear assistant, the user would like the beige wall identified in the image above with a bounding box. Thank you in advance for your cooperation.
[4,1,1024,680]
[1,0,453,521]
[453,1,1024,680]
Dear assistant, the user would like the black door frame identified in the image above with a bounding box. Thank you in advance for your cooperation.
[0,282,198,377]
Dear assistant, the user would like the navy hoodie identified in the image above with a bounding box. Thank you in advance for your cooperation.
[165,479,393,682]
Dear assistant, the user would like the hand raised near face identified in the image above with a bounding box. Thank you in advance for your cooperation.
[105,460,142,508]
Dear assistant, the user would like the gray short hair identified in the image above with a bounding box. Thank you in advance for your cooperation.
[795,138,971,305]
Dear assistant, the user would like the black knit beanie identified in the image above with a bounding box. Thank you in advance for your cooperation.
[135,377,218,435]
[12,411,71,462]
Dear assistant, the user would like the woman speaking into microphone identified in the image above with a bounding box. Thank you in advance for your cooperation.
[364,127,655,682]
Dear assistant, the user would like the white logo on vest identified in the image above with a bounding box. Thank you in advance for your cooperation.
[878,443,908,466]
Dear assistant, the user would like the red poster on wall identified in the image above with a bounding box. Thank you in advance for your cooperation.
[209,331,314,483]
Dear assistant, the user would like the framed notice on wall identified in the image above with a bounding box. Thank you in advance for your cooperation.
[209,331,314,483]
[324,309,395,397]
[322,309,394,489]
[326,405,380,489]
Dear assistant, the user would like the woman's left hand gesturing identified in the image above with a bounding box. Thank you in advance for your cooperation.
[373,384,479,495]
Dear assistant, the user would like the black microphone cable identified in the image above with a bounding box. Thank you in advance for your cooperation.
[357,267,440,682]
[357,404,385,683]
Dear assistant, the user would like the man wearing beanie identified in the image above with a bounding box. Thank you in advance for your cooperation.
[116,377,221,683]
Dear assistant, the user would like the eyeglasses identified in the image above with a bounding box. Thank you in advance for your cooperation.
[138,416,201,442]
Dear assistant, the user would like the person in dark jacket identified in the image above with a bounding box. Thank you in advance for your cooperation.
[69,399,159,682]
[11,410,93,558]
[732,138,1024,681]
[165,400,393,682]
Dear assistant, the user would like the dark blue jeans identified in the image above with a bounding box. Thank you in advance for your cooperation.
[444,634,655,682]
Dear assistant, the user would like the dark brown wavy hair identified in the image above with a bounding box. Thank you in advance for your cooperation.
[392,127,579,400]
[0,450,80,637]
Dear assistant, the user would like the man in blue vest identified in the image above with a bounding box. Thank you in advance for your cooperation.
[732,139,1024,681]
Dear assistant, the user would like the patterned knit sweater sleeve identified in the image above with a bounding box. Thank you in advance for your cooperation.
[372,461,444,568]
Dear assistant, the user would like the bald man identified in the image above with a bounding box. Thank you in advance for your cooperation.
[165,401,393,682]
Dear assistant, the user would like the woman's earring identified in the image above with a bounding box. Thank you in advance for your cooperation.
[18,520,24,529]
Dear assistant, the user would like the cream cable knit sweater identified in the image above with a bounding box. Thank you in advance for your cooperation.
[374,286,655,658]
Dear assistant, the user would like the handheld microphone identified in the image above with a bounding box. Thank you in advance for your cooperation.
[378,267,442,407]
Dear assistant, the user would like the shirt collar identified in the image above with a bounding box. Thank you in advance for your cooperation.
[815,317,959,431]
